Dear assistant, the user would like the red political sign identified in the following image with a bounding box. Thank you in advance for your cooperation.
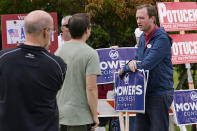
[170,34,197,64]
[1,13,58,54]
[157,2,197,32]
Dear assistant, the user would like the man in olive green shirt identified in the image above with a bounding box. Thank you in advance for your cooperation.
[55,13,101,131]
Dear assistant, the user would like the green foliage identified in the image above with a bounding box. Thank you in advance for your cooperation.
[175,64,189,89]
[0,0,87,50]
[0,0,87,15]
[0,0,32,14]
[87,25,110,49]
[0,0,196,93]
[0,0,197,90]
[86,0,175,47]
[86,0,141,46]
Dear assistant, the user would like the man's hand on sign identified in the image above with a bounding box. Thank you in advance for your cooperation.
[118,60,140,79]
[110,45,119,50]
[128,60,137,72]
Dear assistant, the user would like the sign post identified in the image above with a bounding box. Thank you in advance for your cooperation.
[114,70,148,131]
[157,1,197,130]
[185,63,194,90]
[96,48,137,131]
[174,0,194,130]
[118,112,125,131]
[125,112,129,131]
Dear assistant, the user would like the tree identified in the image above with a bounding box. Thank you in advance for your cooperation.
[86,0,156,47]
[0,0,87,31]
[0,0,87,50]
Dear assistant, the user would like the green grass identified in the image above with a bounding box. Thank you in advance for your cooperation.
[104,121,192,131]
[173,67,180,89]
[175,124,191,131]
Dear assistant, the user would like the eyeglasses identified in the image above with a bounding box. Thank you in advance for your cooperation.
[43,27,56,32]
[62,24,69,28]
[47,27,56,32]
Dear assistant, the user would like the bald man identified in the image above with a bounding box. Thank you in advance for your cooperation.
[0,10,67,131]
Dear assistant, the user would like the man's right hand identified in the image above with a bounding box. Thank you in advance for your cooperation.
[110,45,119,50]
[91,116,99,131]
[118,60,139,79]
[128,60,137,72]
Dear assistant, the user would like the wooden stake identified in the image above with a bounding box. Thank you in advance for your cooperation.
[125,112,130,131]
[118,112,125,131]
[174,0,194,130]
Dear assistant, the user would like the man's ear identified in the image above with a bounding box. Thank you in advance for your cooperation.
[86,27,91,34]
[43,29,47,38]
[152,16,156,24]
[83,28,87,35]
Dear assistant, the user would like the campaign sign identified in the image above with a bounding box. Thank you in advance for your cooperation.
[114,70,146,112]
[1,13,58,54]
[157,2,197,31]
[170,34,197,64]
[96,47,136,84]
[174,90,197,125]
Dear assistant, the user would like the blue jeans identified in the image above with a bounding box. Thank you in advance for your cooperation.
[134,94,173,131]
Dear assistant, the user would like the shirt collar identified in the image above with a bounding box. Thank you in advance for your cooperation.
[144,25,158,41]
[18,44,47,51]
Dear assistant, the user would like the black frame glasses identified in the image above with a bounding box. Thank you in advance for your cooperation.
[43,27,56,32]
[62,24,69,28]
[47,27,56,32]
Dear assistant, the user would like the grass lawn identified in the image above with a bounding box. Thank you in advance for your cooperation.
[175,124,192,131]
[173,67,180,89]
[104,120,193,131]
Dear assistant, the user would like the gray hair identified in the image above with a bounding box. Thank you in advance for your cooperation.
[61,15,72,26]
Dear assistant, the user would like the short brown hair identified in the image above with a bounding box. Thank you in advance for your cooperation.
[137,4,157,18]
[67,13,91,39]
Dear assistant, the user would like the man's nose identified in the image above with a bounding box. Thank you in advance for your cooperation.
[136,18,140,23]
